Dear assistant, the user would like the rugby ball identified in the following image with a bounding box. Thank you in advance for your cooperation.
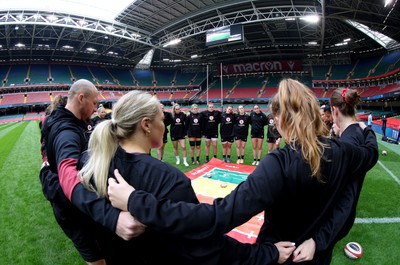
[381,150,387,156]
[344,242,363,259]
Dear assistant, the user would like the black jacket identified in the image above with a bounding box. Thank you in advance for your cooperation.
[40,106,119,231]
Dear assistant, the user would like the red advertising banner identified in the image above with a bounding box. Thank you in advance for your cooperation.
[219,60,302,75]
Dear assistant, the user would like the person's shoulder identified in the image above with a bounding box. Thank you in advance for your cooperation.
[340,124,364,144]
[343,123,363,133]
[258,145,296,172]
[143,156,188,180]
[141,155,181,170]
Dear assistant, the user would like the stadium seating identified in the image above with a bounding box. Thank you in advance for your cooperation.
[0,49,398,116]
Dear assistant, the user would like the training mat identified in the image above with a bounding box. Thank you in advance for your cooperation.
[186,158,263,243]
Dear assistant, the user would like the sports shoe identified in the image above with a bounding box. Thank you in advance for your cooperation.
[252,161,257,166]
[237,159,241,164]
[196,161,200,165]
[205,158,209,163]
[192,161,195,165]
[223,158,227,162]
[227,157,231,163]
[255,161,259,166]
[184,161,189,167]
[176,161,180,165]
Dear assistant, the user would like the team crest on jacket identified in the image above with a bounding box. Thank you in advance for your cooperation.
[87,124,93,131]
[194,118,198,123]
[239,120,244,124]
[176,118,181,123]
[209,116,214,120]
[226,117,231,122]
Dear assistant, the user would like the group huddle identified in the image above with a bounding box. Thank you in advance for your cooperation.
[38,78,378,265]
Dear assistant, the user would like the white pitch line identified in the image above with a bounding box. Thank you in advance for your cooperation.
[355,217,400,224]
[378,160,400,185]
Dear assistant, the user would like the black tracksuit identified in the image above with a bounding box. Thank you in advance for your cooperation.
[185,112,203,138]
[170,112,187,140]
[249,111,267,138]
[233,113,250,139]
[201,110,221,137]
[40,106,120,262]
[220,112,235,139]
[312,124,373,262]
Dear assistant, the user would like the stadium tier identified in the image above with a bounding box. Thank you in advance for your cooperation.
[0,51,399,109]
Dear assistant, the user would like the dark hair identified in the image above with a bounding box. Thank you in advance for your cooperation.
[323,104,331,113]
[330,88,361,117]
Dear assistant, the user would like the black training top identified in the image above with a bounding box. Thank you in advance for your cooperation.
[233,113,250,138]
[107,148,265,265]
[43,106,120,232]
[185,112,203,138]
[220,112,235,138]
[127,128,378,264]
[170,112,187,139]
[249,111,267,136]
[201,110,221,136]
[312,124,373,258]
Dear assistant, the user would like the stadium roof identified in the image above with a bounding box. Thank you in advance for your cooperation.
[0,0,399,69]
[0,0,133,22]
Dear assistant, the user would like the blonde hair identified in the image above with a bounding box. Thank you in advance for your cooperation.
[46,94,67,115]
[79,90,161,197]
[172,103,180,118]
[270,78,329,181]
[97,106,105,113]
[237,105,245,114]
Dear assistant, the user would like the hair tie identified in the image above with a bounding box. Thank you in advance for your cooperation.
[341,88,350,105]
[111,119,117,131]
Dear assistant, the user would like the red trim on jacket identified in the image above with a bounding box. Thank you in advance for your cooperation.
[58,158,80,201]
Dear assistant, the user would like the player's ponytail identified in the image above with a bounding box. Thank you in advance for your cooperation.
[270,78,328,181]
[330,88,361,118]
[80,120,118,197]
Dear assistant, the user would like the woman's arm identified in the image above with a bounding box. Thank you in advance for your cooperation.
[293,125,378,261]
[108,155,284,240]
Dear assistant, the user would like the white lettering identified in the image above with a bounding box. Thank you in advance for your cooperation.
[288,61,295,70]
[233,64,246,73]
[230,61,295,74]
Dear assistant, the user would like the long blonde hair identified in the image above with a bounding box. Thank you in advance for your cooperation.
[79,90,161,197]
[270,78,329,180]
